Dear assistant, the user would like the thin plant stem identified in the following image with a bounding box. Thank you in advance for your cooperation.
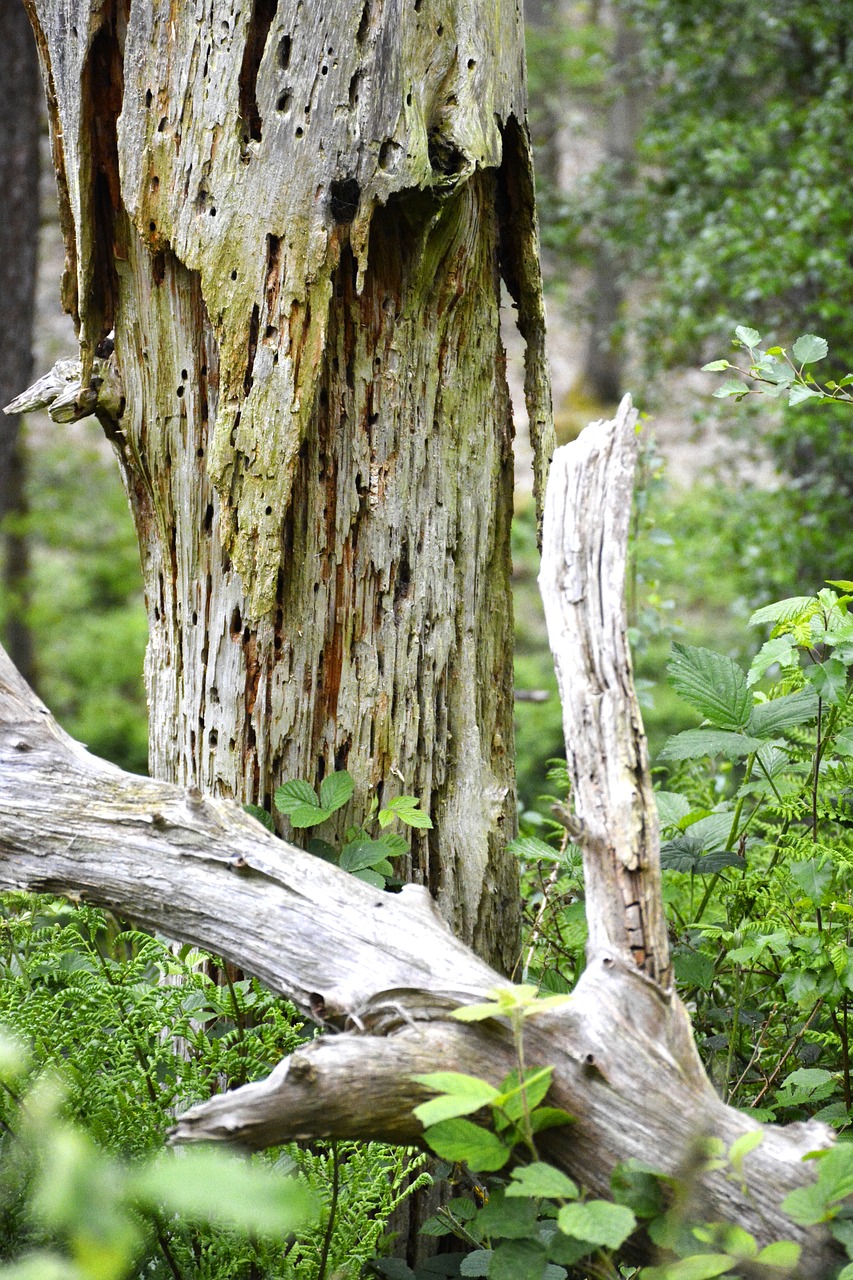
[317,1141,341,1280]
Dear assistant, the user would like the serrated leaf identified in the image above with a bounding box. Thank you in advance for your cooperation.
[640,1257,734,1280]
[530,1107,574,1134]
[274,779,321,816]
[789,857,833,903]
[747,635,798,686]
[380,795,433,829]
[509,834,565,862]
[749,596,816,629]
[805,658,848,705]
[412,1073,499,1128]
[659,729,765,761]
[244,804,276,833]
[673,951,716,991]
[459,1251,492,1276]
[747,688,819,735]
[422,1119,511,1171]
[659,837,705,872]
[495,1067,554,1123]
[701,360,730,371]
[285,803,333,827]
[340,838,394,872]
[506,1162,579,1200]
[789,383,821,405]
[655,791,691,829]
[490,1240,550,1280]
[833,728,853,757]
[735,325,761,347]
[557,1200,636,1249]
[318,770,354,814]
[668,643,751,729]
[474,1190,539,1239]
[352,868,385,888]
[713,380,750,398]
[792,334,828,364]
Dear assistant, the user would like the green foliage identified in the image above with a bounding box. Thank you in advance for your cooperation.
[704,329,853,409]
[0,896,428,1278]
[262,769,432,889]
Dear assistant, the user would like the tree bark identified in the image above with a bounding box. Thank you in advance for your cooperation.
[20,0,554,972]
[0,4,40,688]
[0,406,842,1274]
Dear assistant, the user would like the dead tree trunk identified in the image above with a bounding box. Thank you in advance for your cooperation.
[19,0,554,972]
[0,403,841,1274]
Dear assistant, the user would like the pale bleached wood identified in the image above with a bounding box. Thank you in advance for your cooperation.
[540,396,671,987]
[0,403,844,1269]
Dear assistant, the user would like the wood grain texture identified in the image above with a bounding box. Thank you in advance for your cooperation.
[22,0,558,968]
[0,405,843,1269]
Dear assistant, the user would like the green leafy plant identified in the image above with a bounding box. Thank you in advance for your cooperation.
[249,769,433,890]
[703,328,853,409]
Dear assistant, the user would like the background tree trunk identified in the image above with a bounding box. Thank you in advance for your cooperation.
[0,4,40,689]
[23,0,553,971]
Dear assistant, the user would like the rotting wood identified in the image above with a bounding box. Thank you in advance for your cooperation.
[19,0,557,972]
[0,408,844,1274]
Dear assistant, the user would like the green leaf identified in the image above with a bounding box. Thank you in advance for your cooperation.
[833,727,853,757]
[474,1189,539,1239]
[673,950,716,991]
[747,636,798,686]
[529,1107,574,1134]
[379,795,433,829]
[701,360,730,371]
[459,1251,492,1276]
[505,1162,578,1200]
[489,1240,550,1280]
[318,770,354,814]
[659,837,706,872]
[805,658,848,705]
[835,1266,853,1280]
[754,1241,801,1267]
[658,729,765,762]
[274,780,331,826]
[132,1149,316,1236]
[495,1067,554,1122]
[422,1119,512,1171]
[774,1067,835,1108]
[275,779,319,814]
[728,1129,763,1173]
[735,325,761,347]
[789,383,821,406]
[668,643,751,729]
[792,334,828,364]
[412,1074,499,1126]
[713,380,750,399]
[747,689,819,735]
[244,803,276,833]
[640,1257,734,1280]
[655,791,692,830]
[789,858,833,904]
[509,834,565,863]
[340,838,395,872]
[352,868,386,888]
[557,1200,636,1249]
[749,596,816,629]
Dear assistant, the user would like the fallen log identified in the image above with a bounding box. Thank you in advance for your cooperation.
[0,400,840,1272]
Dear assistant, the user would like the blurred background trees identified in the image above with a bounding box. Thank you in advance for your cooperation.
[4,0,852,807]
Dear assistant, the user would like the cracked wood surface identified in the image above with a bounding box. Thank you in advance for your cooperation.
[540,397,671,988]
[23,0,557,969]
[0,409,843,1272]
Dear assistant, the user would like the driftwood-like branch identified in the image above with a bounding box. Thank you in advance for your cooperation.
[540,395,670,986]
[3,342,122,424]
[0,412,842,1272]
